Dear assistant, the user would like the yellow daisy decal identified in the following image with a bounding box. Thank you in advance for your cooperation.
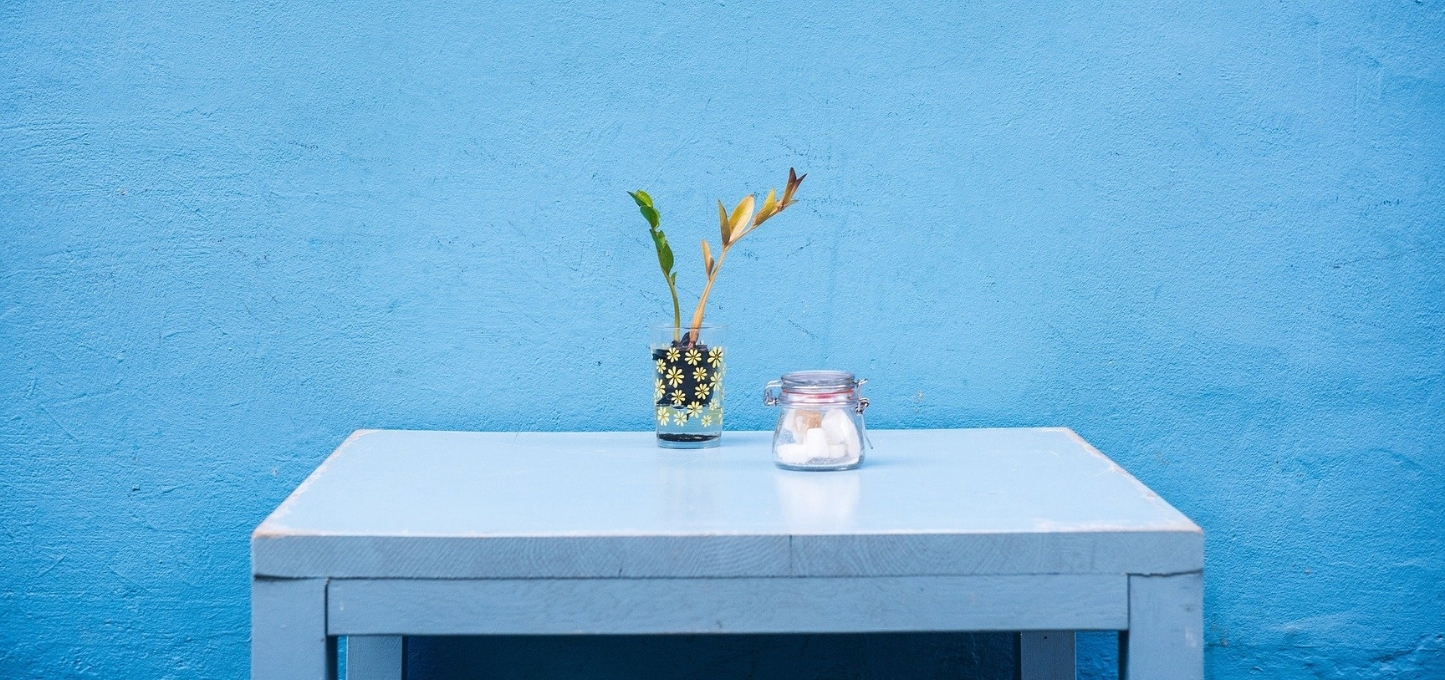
[686,403,702,418]
[708,347,724,367]
[692,366,709,382]
[700,414,713,427]
[694,383,711,401]
[684,348,702,366]
[664,366,684,387]
[654,378,665,400]
[665,347,679,362]
[670,389,686,406]
[655,358,666,374]
[656,406,670,425]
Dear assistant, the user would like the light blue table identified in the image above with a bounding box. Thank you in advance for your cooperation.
[252,429,1203,680]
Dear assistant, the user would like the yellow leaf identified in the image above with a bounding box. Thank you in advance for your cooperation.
[718,200,730,246]
[701,239,714,275]
[728,195,755,242]
[753,188,778,227]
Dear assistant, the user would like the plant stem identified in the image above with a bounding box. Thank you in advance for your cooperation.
[668,279,681,342]
[687,246,729,344]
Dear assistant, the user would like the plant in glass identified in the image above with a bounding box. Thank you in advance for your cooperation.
[630,169,805,447]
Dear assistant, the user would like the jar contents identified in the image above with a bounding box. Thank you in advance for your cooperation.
[775,408,862,467]
[764,370,869,471]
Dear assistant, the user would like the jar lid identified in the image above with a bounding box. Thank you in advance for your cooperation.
[779,370,860,394]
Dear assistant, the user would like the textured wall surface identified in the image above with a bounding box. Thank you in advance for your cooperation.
[2,1,1442,678]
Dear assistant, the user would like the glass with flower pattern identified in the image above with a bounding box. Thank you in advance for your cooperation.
[651,324,726,448]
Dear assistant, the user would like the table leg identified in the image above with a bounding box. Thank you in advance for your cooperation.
[1125,573,1203,680]
[346,636,403,680]
[1021,630,1075,680]
[252,577,333,680]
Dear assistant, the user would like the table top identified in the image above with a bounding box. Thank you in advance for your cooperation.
[252,428,1202,579]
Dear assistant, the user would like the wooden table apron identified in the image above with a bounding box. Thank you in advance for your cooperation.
[251,428,1204,680]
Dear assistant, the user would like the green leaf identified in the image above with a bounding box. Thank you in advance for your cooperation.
[629,190,659,228]
[652,230,674,273]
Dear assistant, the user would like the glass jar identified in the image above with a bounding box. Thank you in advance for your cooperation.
[763,370,869,470]
[652,324,726,448]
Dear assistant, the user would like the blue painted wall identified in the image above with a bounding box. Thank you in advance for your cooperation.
[2,1,1441,677]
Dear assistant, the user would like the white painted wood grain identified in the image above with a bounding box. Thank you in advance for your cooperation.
[251,429,1202,580]
[1127,572,1203,680]
[254,531,1201,579]
[252,578,330,680]
[785,531,1199,579]
[326,575,1128,636]
[256,429,1199,539]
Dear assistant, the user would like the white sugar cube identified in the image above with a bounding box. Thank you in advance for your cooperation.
[776,443,811,465]
[821,408,861,457]
[803,427,830,460]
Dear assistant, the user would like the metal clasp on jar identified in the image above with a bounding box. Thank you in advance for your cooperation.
[763,379,784,407]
